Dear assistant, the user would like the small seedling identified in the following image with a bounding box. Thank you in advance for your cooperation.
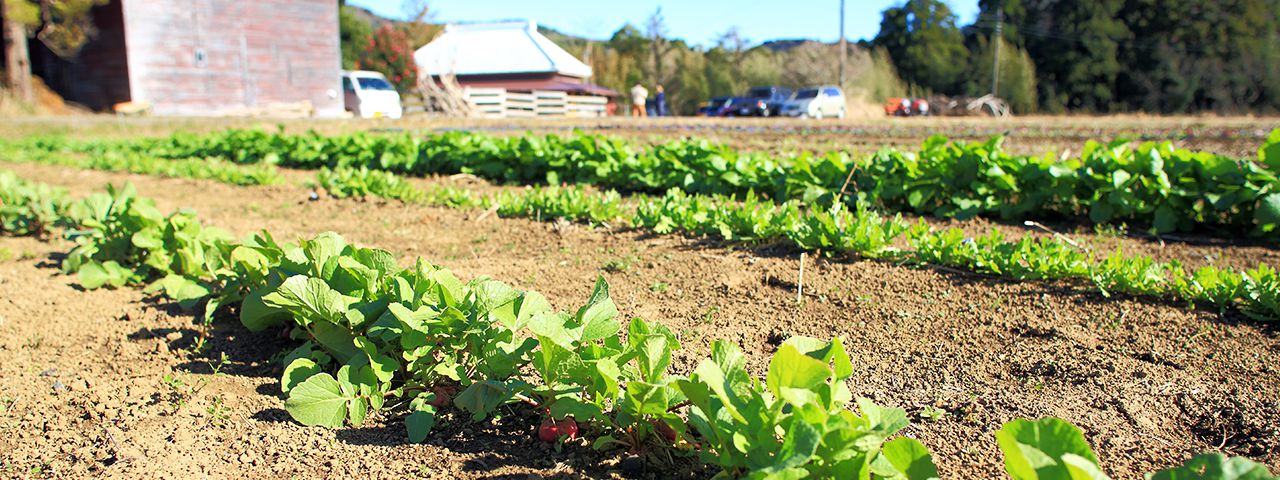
[919,406,947,422]
[700,306,720,324]
[206,395,231,425]
[602,255,639,273]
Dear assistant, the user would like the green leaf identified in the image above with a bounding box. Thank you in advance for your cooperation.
[756,419,820,475]
[881,437,941,480]
[575,276,619,344]
[1259,128,1280,171]
[997,417,1110,480]
[1089,202,1115,224]
[130,229,164,250]
[454,380,516,421]
[406,408,437,443]
[77,261,111,289]
[78,260,130,289]
[1153,205,1179,233]
[262,275,351,325]
[284,373,348,428]
[1146,453,1278,480]
[310,321,361,364]
[240,288,291,332]
[281,358,321,393]
[353,336,397,384]
[766,343,831,407]
[1255,193,1280,227]
[145,274,212,309]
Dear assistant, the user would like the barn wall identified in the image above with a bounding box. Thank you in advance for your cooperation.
[121,0,342,116]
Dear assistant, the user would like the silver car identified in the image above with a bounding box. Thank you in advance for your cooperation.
[781,86,846,119]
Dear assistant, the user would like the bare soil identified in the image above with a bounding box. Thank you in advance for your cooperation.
[1,161,1278,479]
[2,114,1274,158]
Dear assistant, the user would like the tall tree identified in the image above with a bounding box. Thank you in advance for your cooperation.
[1115,0,1280,113]
[984,0,1130,112]
[338,3,372,70]
[965,35,1037,113]
[643,7,674,88]
[872,0,968,94]
[3,0,106,103]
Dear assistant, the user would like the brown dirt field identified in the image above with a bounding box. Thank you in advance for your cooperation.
[1,114,1275,158]
[1,162,1279,479]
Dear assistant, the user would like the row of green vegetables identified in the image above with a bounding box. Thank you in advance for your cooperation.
[0,140,283,186]
[15,127,1280,236]
[1,169,1273,479]
[310,166,1280,322]
[4,138,1276,322]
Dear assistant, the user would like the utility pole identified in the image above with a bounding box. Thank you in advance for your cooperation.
[838,0,847,89]
[990,7,1003,98]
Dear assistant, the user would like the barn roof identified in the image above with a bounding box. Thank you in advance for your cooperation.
[414,20,593,79]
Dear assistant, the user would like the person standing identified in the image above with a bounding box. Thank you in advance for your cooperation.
[655,84,667,117]
[630,83,649,117]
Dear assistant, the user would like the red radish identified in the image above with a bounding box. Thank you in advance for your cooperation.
[539,417,578,443]
[427,386,457,408]
[653,420,678,443]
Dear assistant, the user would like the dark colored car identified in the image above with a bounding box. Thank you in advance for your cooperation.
[725,86,793,117]
[699,96,733,116]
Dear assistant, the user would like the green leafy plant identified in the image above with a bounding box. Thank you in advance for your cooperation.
[22,127,1280,237]
[996,417,1110,479]
[4,172,1280,479]
[0,170,74,236]
[62,183,230,309]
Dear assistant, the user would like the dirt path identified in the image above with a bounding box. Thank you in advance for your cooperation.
[1,162,1277,478]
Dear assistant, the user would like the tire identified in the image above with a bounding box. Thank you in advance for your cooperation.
[814,110,824,120]
[760,109,771,118]
[837,108,846,119]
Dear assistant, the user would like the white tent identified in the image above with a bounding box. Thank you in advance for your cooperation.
[414,20,592,79]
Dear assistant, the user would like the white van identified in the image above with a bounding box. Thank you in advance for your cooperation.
[341,70,403,119]
[781,86,846,119]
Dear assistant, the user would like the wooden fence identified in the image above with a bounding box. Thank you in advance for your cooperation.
[462,88,609,118]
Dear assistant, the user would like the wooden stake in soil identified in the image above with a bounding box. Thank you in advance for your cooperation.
[797,252,806,302]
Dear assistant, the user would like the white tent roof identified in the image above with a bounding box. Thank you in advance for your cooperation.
[414,20,592,79]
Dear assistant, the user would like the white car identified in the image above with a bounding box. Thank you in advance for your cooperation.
[781,86,846,119]
[342,70,403,119]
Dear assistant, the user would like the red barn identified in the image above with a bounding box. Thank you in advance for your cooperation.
[3,0,342,116]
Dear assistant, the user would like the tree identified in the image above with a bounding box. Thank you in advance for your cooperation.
[872,0,969,94]
[643,7,674,88]
[667,47,708,114]
[1115,0,1280,113]
[361,24,417,92]
[982,0,1130,112]
[397,0,440,49]
[604,24,647,89]
[338,4,373,70]
[965,35,1037,113]
[3,0,106,103]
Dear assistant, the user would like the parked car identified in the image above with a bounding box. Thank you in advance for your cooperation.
[782,86,847,119]
[342,70,403,119]
[725,86,792,117]
[698,96,733,116]
[714,96,746,116]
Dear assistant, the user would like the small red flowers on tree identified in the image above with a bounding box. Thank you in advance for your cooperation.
[362,24,418,92]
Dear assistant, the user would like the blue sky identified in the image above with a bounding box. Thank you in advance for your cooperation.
[347,0,979,46]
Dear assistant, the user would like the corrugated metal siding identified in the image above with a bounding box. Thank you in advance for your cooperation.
[122,0,342,116]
